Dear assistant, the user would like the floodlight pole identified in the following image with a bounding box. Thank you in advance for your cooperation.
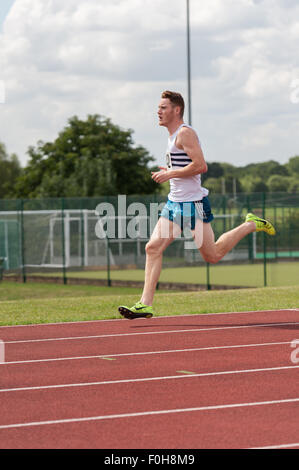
[186,0,192,125]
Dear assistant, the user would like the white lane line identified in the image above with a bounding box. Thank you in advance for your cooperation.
[0,397,298,431]
[250,442,299,449]
[0,364,298,393]
[0,340,292,365]
[4,321,298,345]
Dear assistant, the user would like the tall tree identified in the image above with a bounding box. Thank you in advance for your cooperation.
[0,143,22,198]
[286,155,299,175]
[13,115,160,198]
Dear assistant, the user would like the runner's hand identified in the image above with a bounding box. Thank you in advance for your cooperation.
[151,167,171,184]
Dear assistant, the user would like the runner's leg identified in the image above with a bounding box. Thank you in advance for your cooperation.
[192,219,256,263]
[141,217,181,306]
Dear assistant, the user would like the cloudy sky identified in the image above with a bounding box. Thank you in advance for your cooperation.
[0,0,299,169]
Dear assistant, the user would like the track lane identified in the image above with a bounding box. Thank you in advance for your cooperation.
[1,320,298,362]
[0,310,298,449]
[0,341,295,389]
[0,309,297,342]
[0,365,298,427]
[0,394,298,448]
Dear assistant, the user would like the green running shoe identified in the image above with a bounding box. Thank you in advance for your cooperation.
[118,301,154,320]
[245,213,276,236]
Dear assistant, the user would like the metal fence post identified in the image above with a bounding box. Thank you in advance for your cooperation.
[20,199,26,283]
[247,194,254,261]
[106,235,111,287]
[262,192,267,287]
[206,262,211,290]
[61,198,67,285]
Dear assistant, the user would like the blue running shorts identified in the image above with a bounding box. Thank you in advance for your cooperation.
[160,197,214,230]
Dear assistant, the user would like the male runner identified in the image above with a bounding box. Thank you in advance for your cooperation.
[118,90,275,320]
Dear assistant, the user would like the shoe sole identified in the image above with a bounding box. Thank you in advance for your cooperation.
[118,306,153,320]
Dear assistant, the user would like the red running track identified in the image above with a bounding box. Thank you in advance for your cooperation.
[0,309,298,449]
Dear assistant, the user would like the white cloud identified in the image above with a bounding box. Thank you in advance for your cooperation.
[0,0,298,170]
[0,80,5,103]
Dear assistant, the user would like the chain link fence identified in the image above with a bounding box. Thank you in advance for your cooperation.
[0,193,298,290]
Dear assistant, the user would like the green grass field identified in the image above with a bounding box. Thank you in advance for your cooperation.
[29,261,299,287]
[0,281,298,326]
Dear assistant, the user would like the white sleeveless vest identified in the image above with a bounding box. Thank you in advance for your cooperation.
[166,123,209,202]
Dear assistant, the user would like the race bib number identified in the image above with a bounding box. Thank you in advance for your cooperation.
[166,152,172,169]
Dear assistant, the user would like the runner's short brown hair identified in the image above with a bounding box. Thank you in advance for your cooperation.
[161,90,185,118]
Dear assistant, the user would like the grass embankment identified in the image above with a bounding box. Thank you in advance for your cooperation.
[0,281,298,326]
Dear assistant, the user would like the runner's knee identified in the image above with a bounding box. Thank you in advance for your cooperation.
[200,252,219,264]
[145,239,164,256]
